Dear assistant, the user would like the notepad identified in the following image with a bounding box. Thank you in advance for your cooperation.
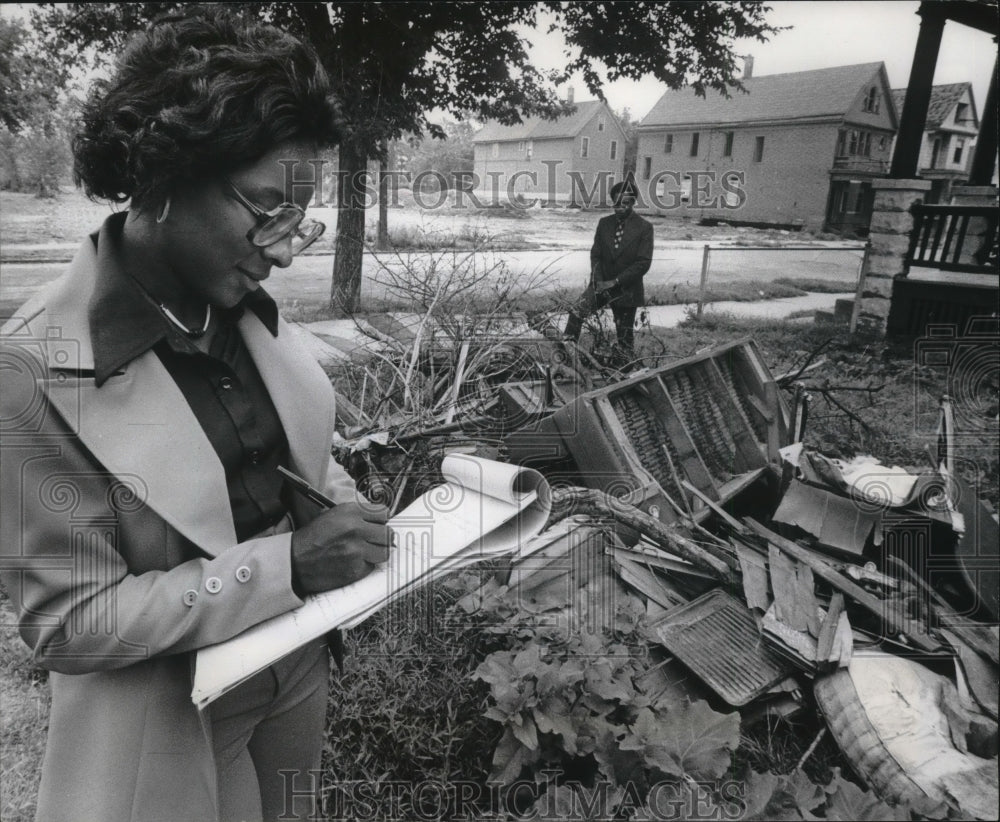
[192,455,550,708]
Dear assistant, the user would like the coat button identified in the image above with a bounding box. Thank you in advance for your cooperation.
[249,450,262,465]
[182,589,198,607]
[235,565,252,583]
[205,576,223,594]
[220,377,234,390]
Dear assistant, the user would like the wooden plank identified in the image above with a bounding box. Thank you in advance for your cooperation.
[734,540,770,613]
[815,592,845,670]
[885,555,999,664]
[768,545,819,635]
[744,518,941,653]
[614,555,689,610]
[681,480,745,533]
[764,381,784,461]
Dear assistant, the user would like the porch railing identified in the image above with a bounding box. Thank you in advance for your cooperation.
[903,204,999,276]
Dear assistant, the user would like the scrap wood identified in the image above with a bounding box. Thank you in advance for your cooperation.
[768,544,821,636]
[733,540,770,612]
[616,541,718,580]
[940,628,999,721]
[885,555,999,665]
[614,555,690,611]
[815,593,845,666]
[549,486,736,581]
[680,479,748,534]
[743,518,942,653]
[762,605,818,670]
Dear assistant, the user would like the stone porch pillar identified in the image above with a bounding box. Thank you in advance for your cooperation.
[851,179,932,337]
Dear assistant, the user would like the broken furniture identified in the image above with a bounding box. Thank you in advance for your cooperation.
[505,339,790,525]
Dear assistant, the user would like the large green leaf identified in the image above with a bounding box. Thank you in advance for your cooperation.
[489,726,541,785]
[620,702,740,780]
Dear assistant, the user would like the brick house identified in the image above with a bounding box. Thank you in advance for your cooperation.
[471,96,627,205]
[890,83,980,203]
[635,63,899,234]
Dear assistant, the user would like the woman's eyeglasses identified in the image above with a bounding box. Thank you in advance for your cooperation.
[224,178,325,256]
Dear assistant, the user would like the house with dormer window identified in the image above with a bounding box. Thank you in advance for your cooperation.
[635,62,898,235]
[471,94,627,204]
[890,83,979,203]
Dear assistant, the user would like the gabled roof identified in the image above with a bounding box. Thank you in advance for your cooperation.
[640,63,888,128]
[472,100,615,143]
[890,82,978,129]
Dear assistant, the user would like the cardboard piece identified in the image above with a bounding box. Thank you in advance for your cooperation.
[773,479,880,557]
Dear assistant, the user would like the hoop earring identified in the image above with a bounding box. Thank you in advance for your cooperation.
[156,196,171,224]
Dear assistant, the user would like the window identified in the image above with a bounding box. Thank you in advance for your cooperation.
[664,134,673,153]
[690,132,700,156]
[754,136,764,162]
[930,138,941,169]
[642,156,652,180]
[863,87,880,114]
[836,130,846,156]
[723,131,734,157]
[863,132,872,157]
[526,140,533,159]
[610,140,618,160]
[491,142,499,159]
[878,135,886,151]
[680,175,692,203]
[854,189,865,213]
[955,103,969,124]
[517,141,524,152]
[954,138,966,164]
[598,118,605,132]
[848,130,858,154]
[581,136,589,158]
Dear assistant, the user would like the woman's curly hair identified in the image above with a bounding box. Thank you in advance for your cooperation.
[72,7,342,210]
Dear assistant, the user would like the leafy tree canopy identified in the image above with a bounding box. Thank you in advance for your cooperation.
[30,1,781,153]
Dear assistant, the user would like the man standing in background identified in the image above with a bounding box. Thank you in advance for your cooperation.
[563,178,653,365]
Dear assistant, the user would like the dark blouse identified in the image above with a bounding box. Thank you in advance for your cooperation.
[88,213,290,542]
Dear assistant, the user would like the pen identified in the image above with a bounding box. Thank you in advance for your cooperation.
[278,465,337,509]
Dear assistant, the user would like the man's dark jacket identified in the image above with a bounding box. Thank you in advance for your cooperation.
[590,211,654,308]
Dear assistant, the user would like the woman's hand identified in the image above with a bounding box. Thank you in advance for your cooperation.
[290,502,390,594]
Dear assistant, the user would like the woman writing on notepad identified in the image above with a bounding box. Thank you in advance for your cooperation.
[0,8,389,821]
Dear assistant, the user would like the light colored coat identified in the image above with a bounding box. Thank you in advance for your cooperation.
[0,231,356,822]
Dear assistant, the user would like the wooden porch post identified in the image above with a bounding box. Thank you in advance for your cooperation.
[891,3,947,179]
[969,55,999,185]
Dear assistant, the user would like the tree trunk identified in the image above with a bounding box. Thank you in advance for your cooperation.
[331,140,369,316]
[377,139,389,250]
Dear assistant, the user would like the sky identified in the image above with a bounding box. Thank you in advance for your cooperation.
[528,1,997,120]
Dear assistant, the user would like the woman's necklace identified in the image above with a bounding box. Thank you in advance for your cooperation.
[159,303,212,338]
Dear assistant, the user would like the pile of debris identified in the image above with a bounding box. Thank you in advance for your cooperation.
[320,318,998,818]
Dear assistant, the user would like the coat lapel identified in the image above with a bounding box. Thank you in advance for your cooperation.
[239,313,336,489]
[29,236,335,557]
[29,243,236,556]
[46,359,238,556]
